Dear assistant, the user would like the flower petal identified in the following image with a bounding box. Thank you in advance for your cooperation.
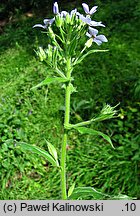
[89,6,98,15]
[43,19,49,24]
[90,21,105,27]
[89,27,98,36]
[82,3,89,14]
[78,15,92,25]
[53,2,59,14]
[93,38,103,46]
[86,32,92,38]
[44,18,55,25]
[33,24,47,29]
[61,11,68,17]
[96,35,108,42]
[70,9,77,16]
[70,9,77,19]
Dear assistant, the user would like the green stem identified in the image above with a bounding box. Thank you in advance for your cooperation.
[61,58,71,200]
[61,133,67,199]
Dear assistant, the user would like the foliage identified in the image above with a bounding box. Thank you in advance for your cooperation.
[0,0,140,199]
[0,47,63,199]
[67,104,140,198]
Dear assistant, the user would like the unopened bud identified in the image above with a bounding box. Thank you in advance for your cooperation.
[48,27,55,40]
[53,2,59,15]
[55,15,63,27]
[85,38,93,48]
[47,44,53,60]
[65,13,71,24]
[38,47,46,61]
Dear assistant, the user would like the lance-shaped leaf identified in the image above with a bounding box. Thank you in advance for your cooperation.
[31,77,68,90]
[18,143,59,167]
[45,140,59,166]
[75,126,114,148]
[111,194,136,200]
[69,187,108,200]
[73,49,108,66]
[52,47,58,68]
[69,83,77,94]
[68,182,76,198]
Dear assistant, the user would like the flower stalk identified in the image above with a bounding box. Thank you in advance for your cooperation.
[60,57,72,199]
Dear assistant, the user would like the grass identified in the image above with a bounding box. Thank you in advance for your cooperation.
[0,0,140,199]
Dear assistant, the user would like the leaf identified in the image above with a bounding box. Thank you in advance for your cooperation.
[69,83,77,94]
[75,126,114,149]
[111,194,136,200]
[31,77,68,90]
[69,187,107,200]
[46,141,58,160]
[18,142,59,167]
[68,183,76,198]
[74,49,108,65]
[45,140,59,166]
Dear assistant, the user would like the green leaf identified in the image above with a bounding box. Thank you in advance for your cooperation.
[69,187,107,200]
[45,140,59,166]
[31,77,68,90]
[47,141,58,161]
[74,49,108,65]
[18,143,59,167]
[75,126,114,149]
[69,83,77,94]
[68,183,76,198]
[111,194,136,200]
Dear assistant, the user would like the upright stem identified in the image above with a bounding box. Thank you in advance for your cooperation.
[60,58,71,200]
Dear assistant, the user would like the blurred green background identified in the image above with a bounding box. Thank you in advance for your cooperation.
[0,0,140,199]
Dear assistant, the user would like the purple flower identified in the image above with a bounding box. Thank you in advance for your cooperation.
[60,11,68,18]
[44,18,55,25]
[60,9,77,18]
[53,2,59,15]
[33,18,55,29]
[70,9,77,17]
[82,3,98,15]
[90,20,105,27]
[86,27,108,45]
[77,13,105,27]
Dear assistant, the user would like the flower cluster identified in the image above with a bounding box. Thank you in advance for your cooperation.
[33,2,108,46]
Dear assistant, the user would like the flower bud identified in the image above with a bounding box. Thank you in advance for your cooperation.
[53,2,59,15]
[38,47,46,61]
[55,15,63,27]
[65,13,71,24]
[47,44,53,61]
[48,27,55,40]
[85,38,93,48]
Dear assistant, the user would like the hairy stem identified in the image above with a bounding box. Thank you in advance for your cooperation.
[61,58,71,199]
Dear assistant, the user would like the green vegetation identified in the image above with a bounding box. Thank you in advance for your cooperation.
[0,0,140,199]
